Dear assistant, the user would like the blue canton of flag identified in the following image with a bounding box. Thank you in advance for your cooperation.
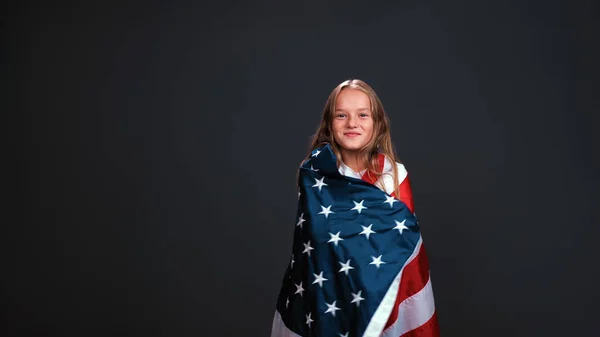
[273,144,421,337]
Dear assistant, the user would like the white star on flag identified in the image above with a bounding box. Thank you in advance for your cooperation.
[338,259,354,275]
[384,195,398,207]
[318,205,334,218]
[312,271,328,287]
[312,177,328,191]
[325,300,341,317]
[359,224,376,240]
[290,256,294,269]
[310,165,319,172]
[306,312,314,327]
[302,241,314,256]
[394,219,409,234]
[312,149,321,157]
[351,199,367,214]
[285,297,289,308]
[294,282,304,297]
[327,231,343,246]
[339,333,349,337]
[370,255,386,268]
[351,290,365,307]
[296,213,306,228]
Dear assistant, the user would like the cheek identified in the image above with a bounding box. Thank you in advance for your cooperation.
[364,121,374,134]
[331,121,343,133]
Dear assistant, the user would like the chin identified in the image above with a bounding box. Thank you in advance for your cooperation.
[339,142,367,152]
[335,136,370,151]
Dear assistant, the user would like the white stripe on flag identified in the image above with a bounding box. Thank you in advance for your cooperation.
[381,276,436,337]
[378,161,408,195]
[270,310,301,337]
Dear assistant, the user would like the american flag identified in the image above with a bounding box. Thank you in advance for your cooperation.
[271,144,439,337]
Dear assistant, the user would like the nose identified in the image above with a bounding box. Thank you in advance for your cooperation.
[347,115,357,128]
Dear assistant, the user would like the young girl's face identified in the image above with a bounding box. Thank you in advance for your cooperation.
[332,88,374,154]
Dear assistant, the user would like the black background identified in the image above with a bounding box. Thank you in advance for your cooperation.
[6,0,600,336]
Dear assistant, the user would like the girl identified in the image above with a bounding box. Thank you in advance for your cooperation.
[271,79,439,337]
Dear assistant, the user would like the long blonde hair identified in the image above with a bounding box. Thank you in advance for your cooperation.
[306,79,401,197]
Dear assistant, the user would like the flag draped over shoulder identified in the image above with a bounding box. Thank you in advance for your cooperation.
[271,143,439,337]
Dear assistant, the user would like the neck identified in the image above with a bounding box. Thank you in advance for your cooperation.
[340,150,366,173]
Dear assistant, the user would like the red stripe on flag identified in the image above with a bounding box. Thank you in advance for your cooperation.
[361,154,386,185]
[399,311,440,337]
[383,243,431,330]
[391,176,414,214]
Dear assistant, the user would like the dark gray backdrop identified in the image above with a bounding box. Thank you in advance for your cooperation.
[6,1,600,336]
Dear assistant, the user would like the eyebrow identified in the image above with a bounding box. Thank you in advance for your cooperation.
[335,108,371,111]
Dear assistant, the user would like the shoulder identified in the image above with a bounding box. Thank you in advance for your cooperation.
[381,154,408,183]
[374,155,408,194]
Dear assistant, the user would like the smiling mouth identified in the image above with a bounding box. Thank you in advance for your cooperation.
[344,132,361,137]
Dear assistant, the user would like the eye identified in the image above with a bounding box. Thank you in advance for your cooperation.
[360,113,370,117]
[336,113,347,118]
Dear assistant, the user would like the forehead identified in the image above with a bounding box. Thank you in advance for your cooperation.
[335,88,371,109]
